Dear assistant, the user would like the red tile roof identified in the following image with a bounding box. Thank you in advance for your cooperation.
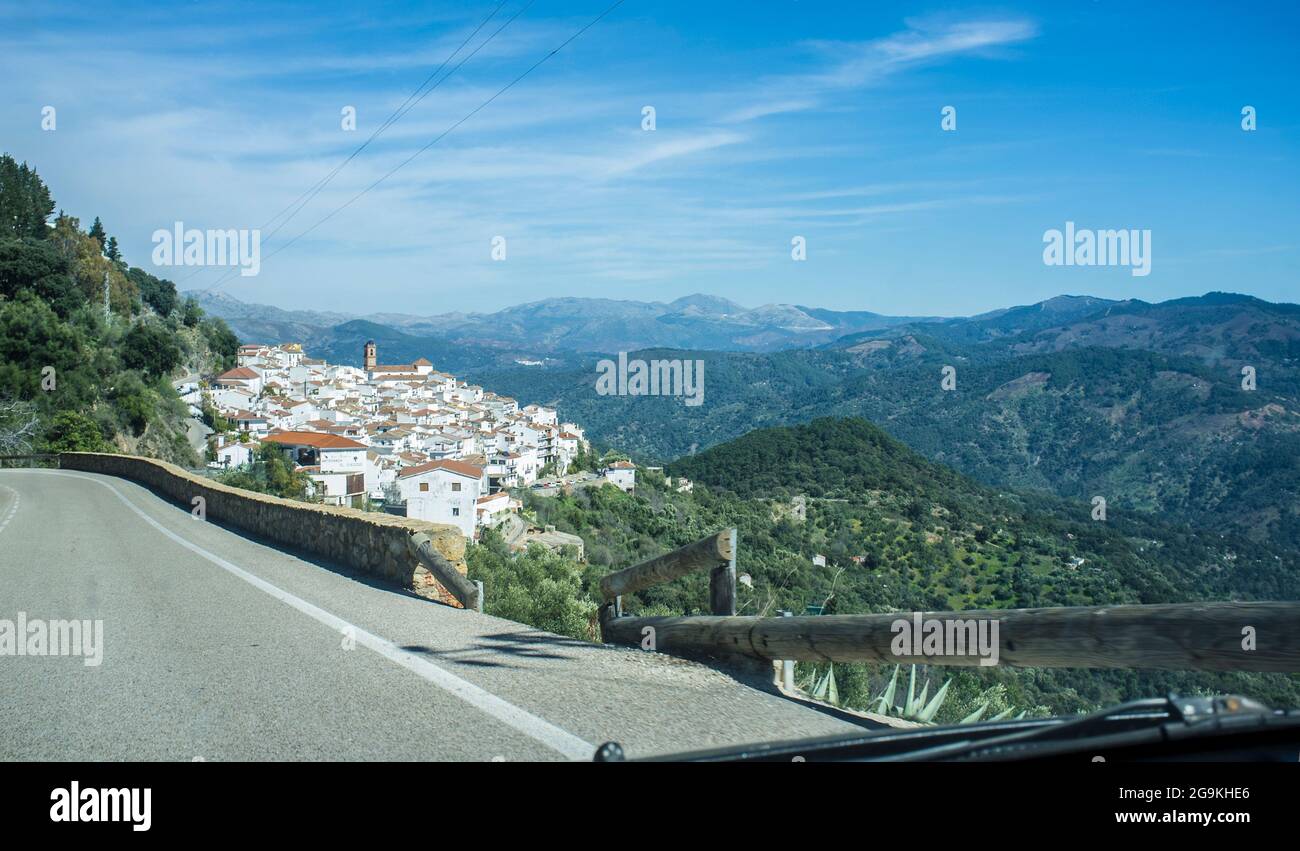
[263,431,366,449]
[398,459,484,480]
[217,366,260,380]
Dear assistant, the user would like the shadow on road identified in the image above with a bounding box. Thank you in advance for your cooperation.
[399,630,595,669]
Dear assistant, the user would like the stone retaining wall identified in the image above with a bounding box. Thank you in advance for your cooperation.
[60,452,469,607]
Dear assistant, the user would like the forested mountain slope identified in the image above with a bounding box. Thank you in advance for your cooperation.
[0,154,238,463]
[470,298,1300,549]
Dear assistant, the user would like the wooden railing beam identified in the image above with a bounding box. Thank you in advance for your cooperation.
[408,532,482,612]
[601,601,1300,672]
[599,530,734,602]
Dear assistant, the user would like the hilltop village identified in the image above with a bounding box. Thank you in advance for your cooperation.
[203,340,636,543]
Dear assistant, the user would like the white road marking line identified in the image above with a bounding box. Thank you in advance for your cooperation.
[0,483,20,536]
[28,470,597,761]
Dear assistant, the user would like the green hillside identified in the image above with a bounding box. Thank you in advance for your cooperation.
[469,322,1300,548]
[0,154,238,463]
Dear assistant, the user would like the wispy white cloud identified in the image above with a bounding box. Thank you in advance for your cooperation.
[2,6,1045,312]
[719,17,1038,123]
[598,130,747,177]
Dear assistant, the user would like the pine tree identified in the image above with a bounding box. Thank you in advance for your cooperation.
[0,155,56,239]
[105,235,121,262]
[88,216,106,250]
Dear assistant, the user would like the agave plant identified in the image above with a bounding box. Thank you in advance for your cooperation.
[809,664,839,706]
[802,662,1027,724]
[873,664,950,723]
[872,664,1027,725]
[959,702,1026,724]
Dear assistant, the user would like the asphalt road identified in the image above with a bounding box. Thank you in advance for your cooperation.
[0,469,861,761]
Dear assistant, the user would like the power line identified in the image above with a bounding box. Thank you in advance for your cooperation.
[174,0,513,288]
[204,0,625,295]
[259,0,533,243]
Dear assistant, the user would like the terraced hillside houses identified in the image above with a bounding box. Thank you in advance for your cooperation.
[206,340,590,538]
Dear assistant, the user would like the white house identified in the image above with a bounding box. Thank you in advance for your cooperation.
[522,404,557,426]
[602,460,636,493]
[397,459,485,539]
[484,454,519,493]
[215,366,263,395]
[284,399,319,426]
[229,410,269,436]
[210,385,257,412]
[236,344,269,366]
[475,491,517,528]
[514,445,541,486]
[262,431,369,507]
[213,440,255,469]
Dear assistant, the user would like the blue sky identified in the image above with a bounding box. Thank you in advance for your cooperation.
[3,0,1296,316]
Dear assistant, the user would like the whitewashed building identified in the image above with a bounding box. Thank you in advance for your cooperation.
[398,459,485,539]
[602,460,636,493]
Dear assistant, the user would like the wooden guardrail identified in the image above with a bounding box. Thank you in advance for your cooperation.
[598,530,1300,673]
[408,532,483,612]
[602,602,1300,671]
[599,529,736,620]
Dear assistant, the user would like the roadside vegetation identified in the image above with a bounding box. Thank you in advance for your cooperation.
[213,443,315,500]
[467,417,1300,718]
[0,153,239,464]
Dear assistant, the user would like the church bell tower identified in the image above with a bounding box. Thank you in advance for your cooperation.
[364,339,377,371]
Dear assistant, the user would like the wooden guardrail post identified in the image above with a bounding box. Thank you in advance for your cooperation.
[408,532,482,612]
[599,529,735,603]
[598,600,616,643]
[708,528,737,616]
[779,610,794,690]
[598,530,736,641]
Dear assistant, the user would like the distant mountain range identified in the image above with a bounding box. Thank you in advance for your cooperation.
[186,289,933,358]
[464,291,1300,550]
